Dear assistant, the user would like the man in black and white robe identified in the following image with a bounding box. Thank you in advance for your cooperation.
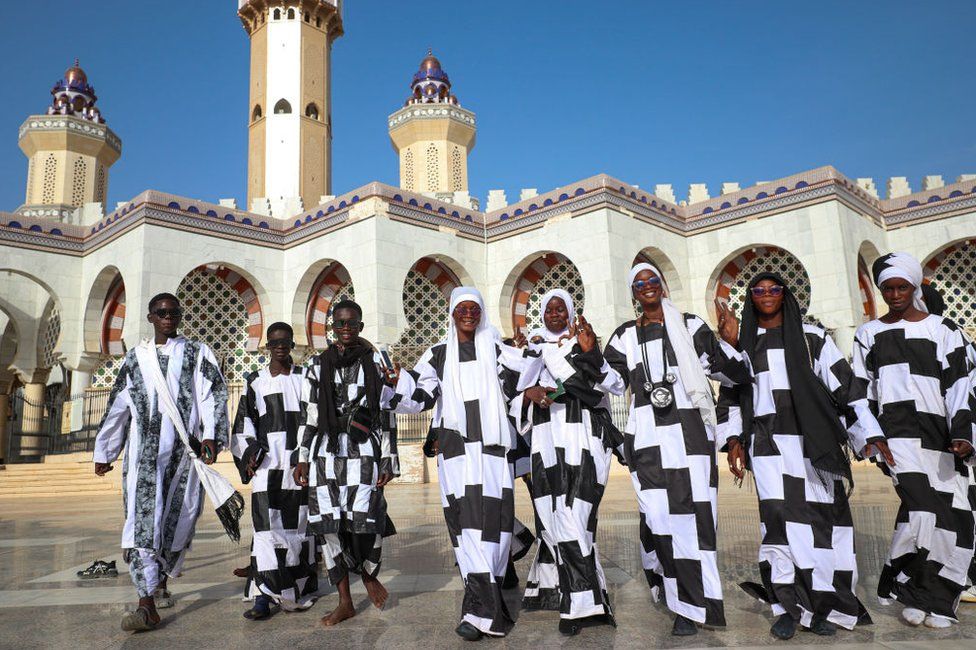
[94,293,228,632]
[232,322,317,618]
[294,300,399,626]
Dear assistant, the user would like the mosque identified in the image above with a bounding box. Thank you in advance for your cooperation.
[1,0,974,464]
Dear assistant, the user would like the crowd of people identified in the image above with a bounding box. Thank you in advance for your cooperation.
[92,250,976,641]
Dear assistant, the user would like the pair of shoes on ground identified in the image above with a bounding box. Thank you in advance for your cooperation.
[901,607,952,629]
[770,614,837,640]
[77,560,118,579]
[243,595,280,621]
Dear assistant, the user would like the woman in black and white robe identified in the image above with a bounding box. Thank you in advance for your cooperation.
[716,272,890,639]
[852,252,975,629]
[232,362,318,615]
[516,289,624,635]
[391,287,527,641]
[602,263,751,636]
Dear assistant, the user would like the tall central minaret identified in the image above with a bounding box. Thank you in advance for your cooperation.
[238,1,343,212]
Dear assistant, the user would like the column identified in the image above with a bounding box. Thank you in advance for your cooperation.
[68,368,92,433]
[21,381,47,457]
[0,391,10,463]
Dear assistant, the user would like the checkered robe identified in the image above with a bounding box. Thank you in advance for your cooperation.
[390,340,526,637]
[515,341,626,621]
[93,337,228,597]
[716,325,883,629]
[231,367,317,609]
[297,351,399,585]
[853,315,976,622]
[602,315,750,627]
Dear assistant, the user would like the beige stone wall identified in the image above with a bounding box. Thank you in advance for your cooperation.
[246,23,267,205]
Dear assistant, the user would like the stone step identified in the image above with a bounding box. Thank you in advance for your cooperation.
[0,483,120,495]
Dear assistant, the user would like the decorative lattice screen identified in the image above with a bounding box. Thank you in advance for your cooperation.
[725,248,812,321]
[929,242,976,333]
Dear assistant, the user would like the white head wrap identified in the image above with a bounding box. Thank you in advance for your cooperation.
[528,289,576,346]
[873,252,928,313]
[629,263,717,427]
[443,287,511,449]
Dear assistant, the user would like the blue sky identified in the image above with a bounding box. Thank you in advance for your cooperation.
[1,0,973,211]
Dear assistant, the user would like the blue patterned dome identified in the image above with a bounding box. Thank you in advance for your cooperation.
[407,50,459,106]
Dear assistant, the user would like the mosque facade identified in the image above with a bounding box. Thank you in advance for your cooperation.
[1,0,975,461]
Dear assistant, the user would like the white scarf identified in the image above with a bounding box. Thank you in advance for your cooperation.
[629,263,716,427]
[135,338,241,537]
[873,251,929,313]
[442,287,512,449]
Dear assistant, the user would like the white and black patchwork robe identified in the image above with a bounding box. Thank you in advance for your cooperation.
[602,315,750,627]
[232,367,317,609]
[391,340,526,637]
[297,351,399,584]
[516,340,625,621]
[853,315,976,621]
[94,337,228,573]
[717,325,883,629]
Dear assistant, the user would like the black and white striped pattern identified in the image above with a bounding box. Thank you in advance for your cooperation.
[93,337,228,598]
[391,340,526,637]
[602,315,750,627]
[232,367,317,609]
[717,325,882,629]
[519,341,624,621]
[853,315,976,622]
[297,351,399,584]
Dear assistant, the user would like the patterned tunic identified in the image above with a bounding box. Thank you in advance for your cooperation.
[602,315,750,627]
[717,325,882,629]
[232,367,317,608]
[297,351,399,584]
[517,340,625,621]
[93,337,228,595]
[391,340,525,637]
[853,315,976,621]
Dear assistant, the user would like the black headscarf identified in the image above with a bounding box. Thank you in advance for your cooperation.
[738,272,852,492]
[317,338,382,453]
[921,283,946,316]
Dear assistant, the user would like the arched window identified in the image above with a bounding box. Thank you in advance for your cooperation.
[305,103,319,120]
[274,99,292,114]
[251,104,263,121]
[316,16,322,27]
[304,11,310,22]
[287,8,295,19]
[273,8,280,20]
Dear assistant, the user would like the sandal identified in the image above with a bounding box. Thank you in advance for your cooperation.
[121,606,158,632]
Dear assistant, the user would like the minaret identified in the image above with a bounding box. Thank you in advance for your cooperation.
[238,0,343,214]
[17,60,121,220]
[388,51,476,194]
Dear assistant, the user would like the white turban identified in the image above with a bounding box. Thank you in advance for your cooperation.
[872,252,928,313]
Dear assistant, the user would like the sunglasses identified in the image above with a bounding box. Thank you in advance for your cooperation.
[750,286,784,297]
[266,338,295,349]
[632,277,662,291]
[152,308,183,319]
[454,306,482,317]
[331,318,361,329]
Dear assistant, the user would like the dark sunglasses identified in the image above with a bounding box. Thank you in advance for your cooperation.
[750,286,784,297]
[266,338,295,349]
[152,308,183,319]
[632,278,662,291]
[331,318,361,329]
[454,306,482,317]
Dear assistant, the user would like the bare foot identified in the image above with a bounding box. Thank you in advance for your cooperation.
[320,600,356,627]
[362,574,389,609]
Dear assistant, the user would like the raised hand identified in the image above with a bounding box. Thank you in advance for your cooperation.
[715,298,740,348]
[576,314,596,352]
